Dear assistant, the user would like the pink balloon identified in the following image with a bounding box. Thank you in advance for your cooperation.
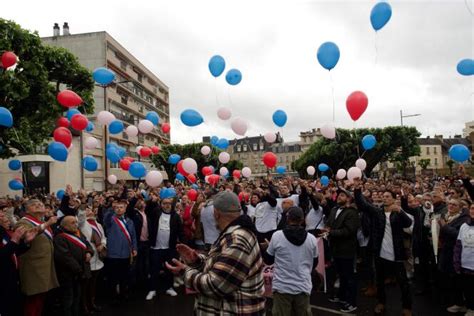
[264,132,277,143]
[97,111,116,125]
[230,117,248,136]
[125,125,138,137]
[108,175,117,184]
[347,167,362,181]
[336,169,346,179]
[219,167,229,176]
[307,166,315,176]
[145,170,163,187]
[355,158,367,171]
[218,152,230,164]
[138,120,154,134]
[320,123,336,139]
[217,107,232,120]
[201,145,211,155]
[182,158,198,174]
[84,136,98,150]
[242,167,252,178]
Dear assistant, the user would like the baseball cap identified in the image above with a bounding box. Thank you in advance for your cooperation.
[213,191,241,213]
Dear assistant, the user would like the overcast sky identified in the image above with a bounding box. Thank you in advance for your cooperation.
[3,0,474,144]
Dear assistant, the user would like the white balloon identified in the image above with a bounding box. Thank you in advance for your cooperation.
[204,175,210,183]
[107,175,117,184]
[136,146,143,154]
[306,166,315,176]
[320,123,336,139]
[182,158,198,174]
[218,152,230,164]
[84,136,98,150]
[219,167,229,176]
[138,120,154,134]
[201,145,211,155]
[336,169,347,180]
[347,167,362,181]
[242,167,252,178]
[217,107,232,120]
[230,117,248,136]
[264,132,277,143]
[97,111,115,126]
[125,125,139,137]
[355,158,367,171]
[145,170,163,187]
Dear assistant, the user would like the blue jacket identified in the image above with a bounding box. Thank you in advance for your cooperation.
[104,209,137,259]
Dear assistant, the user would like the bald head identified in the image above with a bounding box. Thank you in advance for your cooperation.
[61,215,78,233]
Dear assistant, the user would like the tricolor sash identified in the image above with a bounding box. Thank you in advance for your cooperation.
[113,216,131,245]
[2,234,18,269]
[58,232,87,250]
[23,215,53,240]
[87,219,102,239]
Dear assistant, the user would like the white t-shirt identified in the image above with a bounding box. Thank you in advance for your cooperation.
[155,213,171,249]
[305,206,324,231]
[201,203,220,245]
[380,212,395,261]
[267,230,318,295]
[254,201,282,233]
[246,205,256,219]
[458,223,474,270]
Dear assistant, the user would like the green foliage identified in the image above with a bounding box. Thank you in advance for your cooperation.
[0,18,94,158]
[294,126,421,176]
[150,143,243,182]
[446,159,455,173]
[418,158,431,170]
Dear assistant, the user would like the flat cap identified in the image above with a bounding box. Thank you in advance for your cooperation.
[213,191,241,213]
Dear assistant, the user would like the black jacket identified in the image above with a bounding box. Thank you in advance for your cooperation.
[401,197,425,258]
[326,205,361,259]
[462,177,474,201]
[438,210,470,273]
[125,197,145,242]
[59,194,78,216]
[145,200,184,249]
[355,189,412,261]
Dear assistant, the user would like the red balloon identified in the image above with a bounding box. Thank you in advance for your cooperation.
[201,166,213,176]
[151,146,160,154]
[232,170,241,179]
[346,91,368,121]
[187,189,198,201]
[238,192,249,203]
[140,147,152,157]
[186,174,197,183]
[57,117,69,128]
[1,51,17,68]
[53,127,72,148]
[71,114,88,131]
[123,156,135,162]
[177,160,189,176]
[120,159,132,171]
[208,174,220,186]
[262,152,277,168]
[57,90,83,108]
[162,123,170,134]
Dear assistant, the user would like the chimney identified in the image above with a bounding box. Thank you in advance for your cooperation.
[63,22,70,36]
[53,23,60,36]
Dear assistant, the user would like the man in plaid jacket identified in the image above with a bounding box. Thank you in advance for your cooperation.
[166,191,265,315]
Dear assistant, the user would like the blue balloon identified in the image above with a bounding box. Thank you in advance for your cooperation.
[191,184,199,190]
[109,120,124,134]
[176,173,185,181]
[160,187,176,199]
[66,108,81,121]
[8,180,23,191]
[168,154,181,165]
[457,59,474,76]
[210,136,219,146]
[141,190,149,200]
[92,67,116,85]
[449,144,470,162]
[321,176,330,186]
[8,159,21,171]
[317,42,340,71]
[0,107,13,128]
[117,147,126,159]
[209,55,226,77]
[86,121,94,132]
[272,110,288,127]
[82,156,98,172]
[318,163,329,172]
[106,147,121,163]
[129,162,147,178]
[48,141,68,162]
[362,134,377,150]
[216,138,229,150]
[106,142,118,150]
[57,189,65,200]
[370,2,392,31]
[181,109,203,127]
[225,69,242,85]
[276,166,286,174]
[146,111,160,125]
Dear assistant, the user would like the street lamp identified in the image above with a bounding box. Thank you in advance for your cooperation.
[400,110,421,126]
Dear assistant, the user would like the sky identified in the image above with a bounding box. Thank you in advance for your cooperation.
[3,0,474,144]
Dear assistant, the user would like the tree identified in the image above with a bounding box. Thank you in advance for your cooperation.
[150,143,243,182]
[446,159,455,174]
[0,19,94,158]
[294,126,421,176]
[418,159,431,171]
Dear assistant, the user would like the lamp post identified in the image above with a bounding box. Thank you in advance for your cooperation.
[400,110,421,126]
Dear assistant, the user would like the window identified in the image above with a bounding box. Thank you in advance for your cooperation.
[433,147,437,154]
[120,60,127,71]
[253,143,257,151]
[139,105,144,113]
[93,156,102,170]
[426,147,430,155]
[137,73,143,83]
[434,158,438,166]
[122,132,129,140]
[120,94,128,105]
[279,157,283,163]
[243,144,247,151]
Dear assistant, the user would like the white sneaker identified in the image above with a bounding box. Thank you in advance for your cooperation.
[145,290,156,301]
[447,305,467,313]
[465,309,474,316]
[166,288,178,297]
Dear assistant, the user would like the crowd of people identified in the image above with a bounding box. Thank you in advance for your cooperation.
[1,165,474,316]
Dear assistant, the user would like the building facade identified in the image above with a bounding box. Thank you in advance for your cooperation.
[270,141,303,173]
[463,121,474,138]
[299,128,323,152]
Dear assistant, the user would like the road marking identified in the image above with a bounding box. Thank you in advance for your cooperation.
[310,304,356,315]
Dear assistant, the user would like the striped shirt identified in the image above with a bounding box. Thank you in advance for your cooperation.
[184,221,265,315]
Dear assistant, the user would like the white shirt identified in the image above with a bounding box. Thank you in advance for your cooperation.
[458,223,474,270]
[201,203,220,245]
[305,207,324,231]
[255,201,282,233]
[155,213,171,249]
[335,208,343,220]
[267,230,318,295]
[77,210,106,271]
[246,205,256,219]
[380,212,395,261]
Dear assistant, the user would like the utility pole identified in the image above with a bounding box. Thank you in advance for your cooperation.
[400,110,421,126]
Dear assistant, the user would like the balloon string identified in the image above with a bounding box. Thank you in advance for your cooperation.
[374,32,379,68]
[214,78,220,108]
[227,86,234,108]
[330,71,335,123]
[465,0,473,16]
